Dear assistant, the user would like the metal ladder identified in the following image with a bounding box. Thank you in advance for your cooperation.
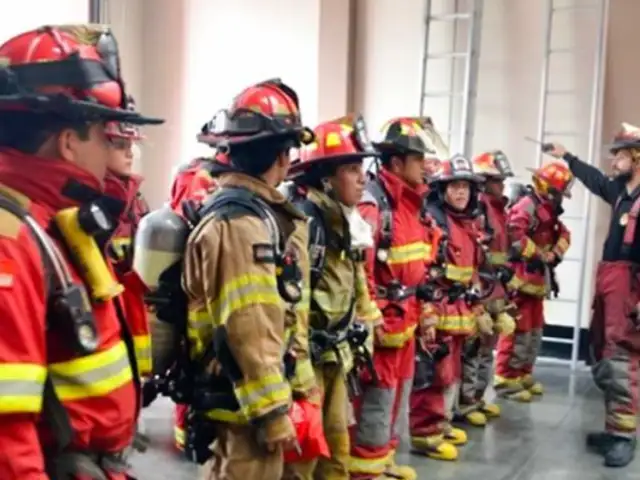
[533,0,609,371]
[418,0,484,158]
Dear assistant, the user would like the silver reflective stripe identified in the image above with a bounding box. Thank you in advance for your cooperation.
[527,329,543,367]
[356,386,395,447]
[392,379,412,439]
[51,354,130,388]
[0,379,43,396]
[236,380,288,411]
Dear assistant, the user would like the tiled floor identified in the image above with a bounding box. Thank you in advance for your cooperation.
[130,364,640,479]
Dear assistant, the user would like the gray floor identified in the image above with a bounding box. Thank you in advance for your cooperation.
[130,364,640,479]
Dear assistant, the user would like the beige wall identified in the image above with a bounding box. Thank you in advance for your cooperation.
[2,0,638,329]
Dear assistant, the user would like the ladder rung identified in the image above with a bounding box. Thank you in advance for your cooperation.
[422,91,464,98]
[428,13,472,22]
[543,130,581,137]
[553,4,599,12]
[542,336,574,345]
[546,89,576,95]
[427,52,469,60]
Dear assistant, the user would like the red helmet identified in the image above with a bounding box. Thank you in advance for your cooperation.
[105,95,143,140]
[472,150,514,179]
[0,25,162,125]
[197,78,313,148]
[429,154,483,185]
[530,162,574,199]
[607,122,640,154]
[373,117,438,156]
[286,114,375,180]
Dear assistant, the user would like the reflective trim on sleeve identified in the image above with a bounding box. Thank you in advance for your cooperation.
[376,324,417,348]
[554,237,570,257]
[519,238,537,259]
[487,251,508,265]
[444,264,474,283]
[134,334,152,376]
[50,341,133,401]
[386,242,432,265]
[290,357,316,392]
[436,313,476,334]
[0,363,47,413]
[233,372,291,420]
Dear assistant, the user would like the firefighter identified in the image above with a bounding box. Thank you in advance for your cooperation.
[494,162,572,401]
[350,117,437,480]
[0,25,162,479]
[181,79,318,479]
[104,96,152,378]
[545,123,640,467]
[410,155,490,461]
[281,115,383,479]
[455,151,519,427]
[167,138,232,453]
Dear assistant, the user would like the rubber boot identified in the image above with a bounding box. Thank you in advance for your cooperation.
[494,376,533,402]
[604,437,636,467]
[383,459,417,480]
[464,410,488,427]
[444,426,468,446]
[480,402,501,418]
[410,434,459,461]
[521,374,544,395]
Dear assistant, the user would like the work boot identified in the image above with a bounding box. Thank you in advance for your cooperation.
[444,426,468,445]
[521,374,544,395]
[604,437,636,467]
[480,402,501,418]
[463,410,488,427]
[383,460,417,479]
[586,431,611,455]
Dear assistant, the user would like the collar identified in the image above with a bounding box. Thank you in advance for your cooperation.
[481,192,507,210]
[624,183,640,200]
[0,149,103,215]
[104,171,143,213]
[379,169,423,208]
[217,172,306,220]
[306,188,347,235]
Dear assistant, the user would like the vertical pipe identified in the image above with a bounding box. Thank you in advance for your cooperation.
[89,0,106,23]
[535,0,554,168]
[570,0,609,371]
[461,0,483,158]
[418,0,433,116]
[446,0,460,148]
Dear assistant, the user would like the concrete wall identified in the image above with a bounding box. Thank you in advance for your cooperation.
[4,0,640,329]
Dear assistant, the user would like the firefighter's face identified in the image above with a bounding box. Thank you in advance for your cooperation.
[332,161,366,207]
[611,149,635,177]
[392,153,425,188]
[445,180,471,210]
[485,178,505,197]
[107,137,136,176]
[57,122,113,185]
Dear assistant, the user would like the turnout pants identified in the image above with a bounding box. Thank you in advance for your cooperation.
[495,295,544,384]
[283,363,349,480]
[348,337,415,479]
[409,335,463,451]
[199,423,283,480]
[590,262,640,439]
[459,334,495,412]
[174,403,188,451]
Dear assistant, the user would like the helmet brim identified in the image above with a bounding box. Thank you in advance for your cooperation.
[371,140,431,156]
[286,152,372,181]
[606,139,640,153]
[428,172,484,184]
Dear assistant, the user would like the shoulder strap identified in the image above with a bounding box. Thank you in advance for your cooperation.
[293,199,328,292]
[0,193,74,451]
[363,179,393,252]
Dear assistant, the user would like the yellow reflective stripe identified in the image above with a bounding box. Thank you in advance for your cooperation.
[233,373,291,419]
[134,335,152,376]
[349,450,394,475]
[110,237,131,260]
[488,251,508,265]
[174,426,185,447]
[519,283,547,296]
[386,242,431,265]
[612,413,637,431]
[189,273,281,328]
[359,300,382,323]
[377,325,417,348]
[312,290,354,317]
[50,341,133,401]
[520,238,537,258]
[290,358,316,392]
[554,237,570,256]
[205,408,250,424]
[0,363,47,413]
[444,264,474,283]
[437,314,475,333]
